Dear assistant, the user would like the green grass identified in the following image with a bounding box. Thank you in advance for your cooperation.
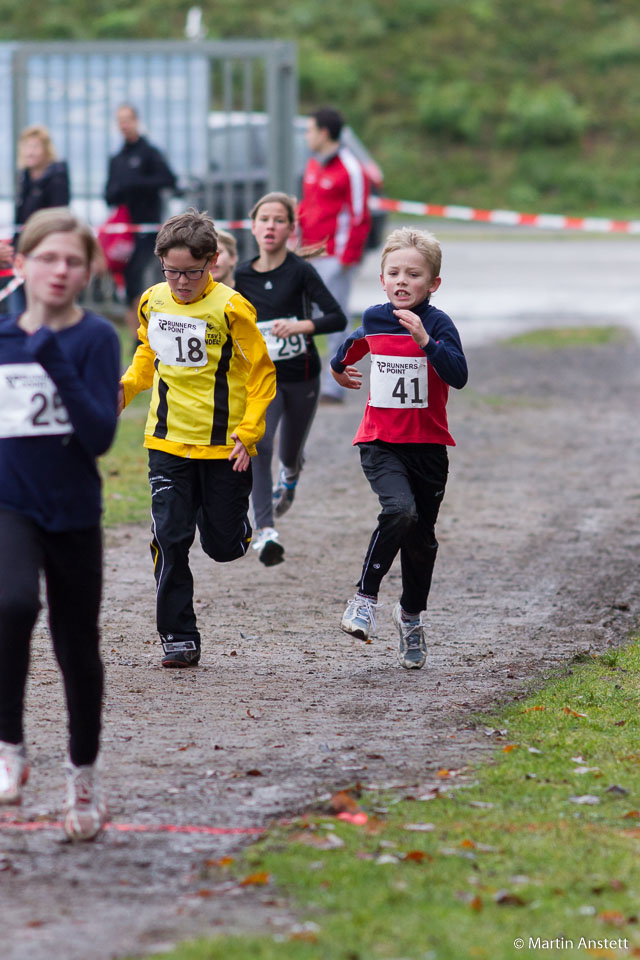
[100,391,151,526]
[138,640,640,960]
[501,325,627,349]
[99,325,151,527]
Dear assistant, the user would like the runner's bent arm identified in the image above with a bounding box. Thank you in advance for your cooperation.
[24,324,120,456]
[226,295,276,451]
[120,287,157,407]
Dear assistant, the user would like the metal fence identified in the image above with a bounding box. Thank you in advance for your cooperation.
[1,40,297,232]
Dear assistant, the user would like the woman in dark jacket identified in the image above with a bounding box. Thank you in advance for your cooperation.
[15,125,70,228]
[10,125,70,312]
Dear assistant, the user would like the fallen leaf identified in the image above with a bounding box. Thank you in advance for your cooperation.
[523,705,545,712]
[461,839,476,849]
[240,871,271,886]
[503,744,519,753]
[528,747,543,755]
[615,720,626,727]
[624,810,640,819]
[404,823,435,832]
[178,742,196,751]
[605,785,629,796]
[246,708,262,719]
[195,888,215,898]
[436,769,452,778]
[494,890,527,906]
[375,853,400,865]
[328,791,360,814]
[598,910,626,927]
[204,856,234,868]
[574,766,600,775]
[564,706,588,718]
[245,769,263,777]
[569,795,600,805]
[468,801,494,809]
[403,850,432,862]
[470,895,483,912]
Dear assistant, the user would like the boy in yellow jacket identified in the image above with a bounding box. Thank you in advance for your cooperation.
[120,209,275,667]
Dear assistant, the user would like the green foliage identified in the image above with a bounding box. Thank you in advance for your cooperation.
[499,84,590,146]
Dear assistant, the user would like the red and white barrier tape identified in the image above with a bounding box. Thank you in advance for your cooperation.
[369,196,640,234]
[0,274,24,304]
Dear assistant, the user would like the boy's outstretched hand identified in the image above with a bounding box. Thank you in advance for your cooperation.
[229,433,250,472]
[394,309,429,348]
[330,365,362,390]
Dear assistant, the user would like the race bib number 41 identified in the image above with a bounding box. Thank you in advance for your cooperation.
[0,363,72,438]
[148,312,208,367]
[257,318,308,362]
[369,354,429,409]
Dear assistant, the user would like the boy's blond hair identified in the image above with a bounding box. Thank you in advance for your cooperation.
[155,208,217,260]
[381,227,441,279]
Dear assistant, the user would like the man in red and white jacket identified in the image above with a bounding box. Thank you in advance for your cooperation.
[298,108,371,402]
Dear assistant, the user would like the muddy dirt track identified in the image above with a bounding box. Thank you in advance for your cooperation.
[2,334,640,960]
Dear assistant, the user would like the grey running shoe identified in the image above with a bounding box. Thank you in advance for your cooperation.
[393,603,427,670]
[341,593,377,641]
[272,468,297,519]
[63,761,108,842]
[251,527,285,566]
[161,636,201,668]
[0,741,29,805]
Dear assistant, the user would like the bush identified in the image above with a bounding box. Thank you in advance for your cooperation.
[499,83,589,146]
[417,81,487,143]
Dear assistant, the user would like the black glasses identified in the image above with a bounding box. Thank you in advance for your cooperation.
[161,258,210,280]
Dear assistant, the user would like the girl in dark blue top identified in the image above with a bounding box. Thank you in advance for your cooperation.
[0,208,120,842]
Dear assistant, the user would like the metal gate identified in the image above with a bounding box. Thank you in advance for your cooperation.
[1,40,297,232]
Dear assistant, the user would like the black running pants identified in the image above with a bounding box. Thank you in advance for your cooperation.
[357,441,449,615]
[0,510,104,766]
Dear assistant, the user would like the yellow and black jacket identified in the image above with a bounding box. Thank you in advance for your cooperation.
[121,277,276,458]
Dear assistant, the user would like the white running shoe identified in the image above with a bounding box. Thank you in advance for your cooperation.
[272,467,297,519]
[393,603,427,670]
[63,761,108,842]
[0,741,29,805]
[341,593,377,642]
[251,527,285,566]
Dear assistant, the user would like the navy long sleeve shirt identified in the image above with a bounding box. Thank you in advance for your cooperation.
[0,312,120,531]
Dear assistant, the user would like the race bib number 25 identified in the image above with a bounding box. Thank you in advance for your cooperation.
[148,312,208,367]
[0,363,72,438]
[369,354,429,409]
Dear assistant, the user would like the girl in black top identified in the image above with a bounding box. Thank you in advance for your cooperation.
[234,192,347,565]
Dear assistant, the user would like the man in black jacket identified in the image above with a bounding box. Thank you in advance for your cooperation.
[105,105,177,337]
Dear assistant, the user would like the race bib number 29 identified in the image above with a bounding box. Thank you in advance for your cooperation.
[369,354,429,409]
[0,363,72,438]
[257,318,307,362]
[148,312,208,367]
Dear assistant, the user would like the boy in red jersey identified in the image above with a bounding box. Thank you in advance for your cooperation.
[330,227,467,669]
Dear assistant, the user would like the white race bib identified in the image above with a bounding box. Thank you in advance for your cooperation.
[257,318,308,362]
[148,312,208,367]
[369,354,429,409]
[0,363,72,438]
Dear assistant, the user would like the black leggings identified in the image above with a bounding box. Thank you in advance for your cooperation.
[358,441,449,615]
[0,510,104,767]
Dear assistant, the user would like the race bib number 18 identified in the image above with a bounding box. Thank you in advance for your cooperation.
[148,312,208,367]
[369,354,429,409]
[0,363,72,438]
